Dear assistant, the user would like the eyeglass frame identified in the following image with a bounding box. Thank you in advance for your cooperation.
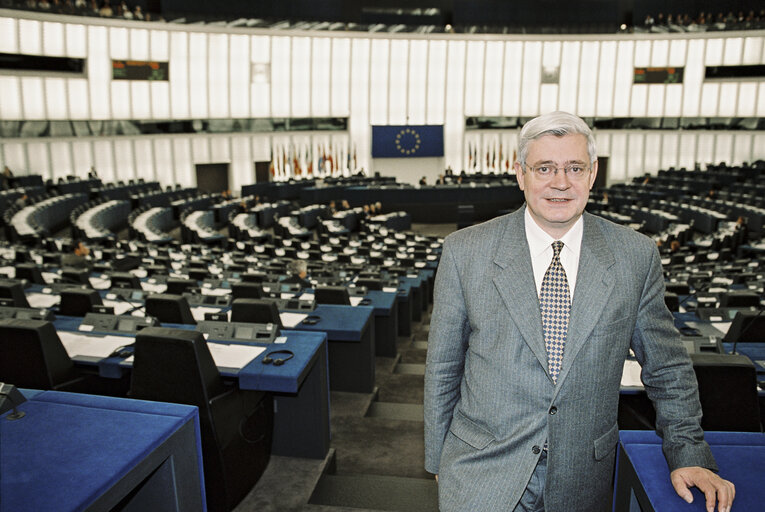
[522,163,592,180]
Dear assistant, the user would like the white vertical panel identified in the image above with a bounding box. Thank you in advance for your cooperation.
[445,40,466,168]
[18,19,42,55]
[130,28,149,60]
[407,39,427,124]
[664,84,682,117]
[677,133,697,169]
[758,83,765,117]
[577,42,598,116]
[650,39,669,67]
[388,39,409,124]
[733,134,752,166]
[742,36,763,64]
[714,133,734,166]
[311,37,331,117]
[172,138,194,187]
[45,78,68,119]
[426,40,447,124]
[93,140,116,183]
[520,41,541,116]
[2,143,26,173]
[229,34,250,118]
[660,131,679,169]
[482,41,503,116]
[110,27,129,59]
[630,40,651,117]
[27,142,50,179]
[559,41,580,114]
[612,41,633,117]
[540,41,561,114]
[699,82,720,116]
[464,41,485,116]
[271,37,291,117]
[150,30,168,60]
[230,135,252,192]
[150,31,170,120]
[668,39,687,66]
[0,77,23,119]
[646,85,664,117]
[192,136,210,163]
[704,38,724,65]
[501,42,522,116]
[723,37,743,64]
[21,77,46,119]
[131,82,151,119]
[42,21,65,56]
[152,138,172,183]
[369,39,390,125]
[643,133,662,173]
[189,32,209,118]
[718,82,738,116]
[737,83,758,117]
[210,137,230,162]
[71,140,93,173]
[331,38,350,116]
[133,138,155,181]
[88,26,110,119]
[208,33,230,117]
[49,142,73,179]
[0,18,18,53]
[695,133,715,167]
[752,134,765,164]
[682,39,705,116]
[350,38,371,170]
[596,41,616,116]
[626,133,644,178]
[111,82,131,119]
[170,32,190,118]
[608,133,627,182]
[114,140,135,180]
[250,35,271,118]
[290,37,310,117]
[66,24,87,57]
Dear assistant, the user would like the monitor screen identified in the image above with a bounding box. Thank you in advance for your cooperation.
[118,318,135,331]
[234,326,254,339]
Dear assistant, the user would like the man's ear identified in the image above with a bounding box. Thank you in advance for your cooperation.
[514,161,525,191]
[588,159,599,190]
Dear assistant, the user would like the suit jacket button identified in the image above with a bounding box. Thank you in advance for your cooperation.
[549,406,557,415]
[532,445,541,454]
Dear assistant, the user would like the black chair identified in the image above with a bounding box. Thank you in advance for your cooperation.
[718,291,760,308]
[0,279,30,308]
[723,311,765,343]
[129,327,273,512]
[59,288,103,316]
[691,353,761,432]
[664,292,679,312]
[145,293,196,325]
[314,285,351,305]
[166,278,198,295]
[356,278,383,291]
[110,272,141,289]
[61,269,91,285]
[230,298,282,329]
[231,282,263,300]
[14,263,45,284]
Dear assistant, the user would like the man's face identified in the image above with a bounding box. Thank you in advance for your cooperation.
[514,133,597,239]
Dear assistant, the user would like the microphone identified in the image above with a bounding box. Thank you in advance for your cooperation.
[0,382,26,420]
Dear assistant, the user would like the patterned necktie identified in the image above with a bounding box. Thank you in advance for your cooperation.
[539,241,570,383]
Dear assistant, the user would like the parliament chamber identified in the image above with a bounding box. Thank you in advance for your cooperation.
[1,2,765,511]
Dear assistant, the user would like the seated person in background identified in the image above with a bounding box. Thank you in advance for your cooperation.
[61,240,92,270]
[2,165,13,190]
[419,176,427,186]
[340,199,351,211]
[281,260,311,288]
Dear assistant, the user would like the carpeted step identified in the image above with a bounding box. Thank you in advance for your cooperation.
[365,401,423,421]
[411,341,428,350]
[309,473,438,511]
[394,363,425,375]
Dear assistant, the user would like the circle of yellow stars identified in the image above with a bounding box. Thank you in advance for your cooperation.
[395,128,421,155]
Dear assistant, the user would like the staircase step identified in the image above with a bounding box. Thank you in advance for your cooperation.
[411,341,428,350]
[309,473,438,511]
[366,401,423,421]
[394,363,425,375]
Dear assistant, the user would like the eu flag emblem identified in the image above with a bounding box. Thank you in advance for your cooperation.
[372,125,444,158]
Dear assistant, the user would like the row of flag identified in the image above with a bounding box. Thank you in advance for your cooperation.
[466,138,517,173]
[269,141,358,180]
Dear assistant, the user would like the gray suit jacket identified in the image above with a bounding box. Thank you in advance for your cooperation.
[424,207,717,512]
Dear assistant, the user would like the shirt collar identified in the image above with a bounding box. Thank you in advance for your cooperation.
[524,206,584,259]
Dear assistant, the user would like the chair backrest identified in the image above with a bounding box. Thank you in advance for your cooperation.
[691,353,761,432]
[0,279,30,308]
[166,278,198,295]
[61,269,90,285]
[0,318,78,389]
[314,285,351,305]
[356,278,383,291]
[723,310,765,343]
[145,293,196,325]
[719,291,760,308]
[110,272,141,289]
[14,263,45,284]
[230,298,282,328]
[231,282,263,299]
[59,288,103,316]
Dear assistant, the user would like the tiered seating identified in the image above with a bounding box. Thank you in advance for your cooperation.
[8,193,87,240]
[71,199,131,241]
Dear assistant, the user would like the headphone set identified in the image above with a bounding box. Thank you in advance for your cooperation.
[261,349,294,366]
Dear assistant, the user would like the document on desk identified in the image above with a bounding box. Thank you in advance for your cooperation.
[102,299,140,316]
[191,306,223,322]
[383,287,398,293]
[621,360,643,388]
[141,282,166,294]
[350,296,364,307]
[89,276,111,290]
[201,287,231,296]
[711,322,732,335]
[280,312,308,328]
[208,343,266,370]
[58,331,131,358]
[27,292,60,309]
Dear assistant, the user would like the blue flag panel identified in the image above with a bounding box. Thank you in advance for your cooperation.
[372,125,444,158]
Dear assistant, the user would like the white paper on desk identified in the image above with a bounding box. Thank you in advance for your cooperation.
[102,299,138,316]
[711,322,732,335]
[58,331,131,358]
[280,292,297,299]
[207,343,266,370]
[0,265,15,277]
[350,296,364,307]
[27,292,60,308]
[141,282,166,294]
[42,272,59,283]
[280,312,308,328]
[131,269,148,279]
[191,306,222,322]
[415,262,426,268]
[89,276,110,290]
[299,293,314,301]
[383,287,398,293]
[201,287,230,296]
[621,360,643,388]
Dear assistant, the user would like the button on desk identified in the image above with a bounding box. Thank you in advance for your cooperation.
[614,430,765,512]
[1,390,205,512]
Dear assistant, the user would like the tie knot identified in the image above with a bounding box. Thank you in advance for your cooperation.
[552,241,564,258]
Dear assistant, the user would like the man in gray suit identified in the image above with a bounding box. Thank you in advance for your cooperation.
[424,112,735,512]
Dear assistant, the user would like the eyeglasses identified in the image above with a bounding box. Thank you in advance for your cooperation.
[524,164,591,180]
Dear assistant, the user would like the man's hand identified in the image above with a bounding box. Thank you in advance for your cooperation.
[670,466,735,512]
[434,474,438,483]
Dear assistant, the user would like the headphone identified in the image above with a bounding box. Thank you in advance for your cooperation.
[261,349,294,366]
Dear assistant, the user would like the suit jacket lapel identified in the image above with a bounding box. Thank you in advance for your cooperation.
[492,208,549,373]
[555,212,616,388]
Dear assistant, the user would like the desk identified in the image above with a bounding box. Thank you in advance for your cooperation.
[1,391,205,512]
[364,290,398,357]
[614,430,765,512]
